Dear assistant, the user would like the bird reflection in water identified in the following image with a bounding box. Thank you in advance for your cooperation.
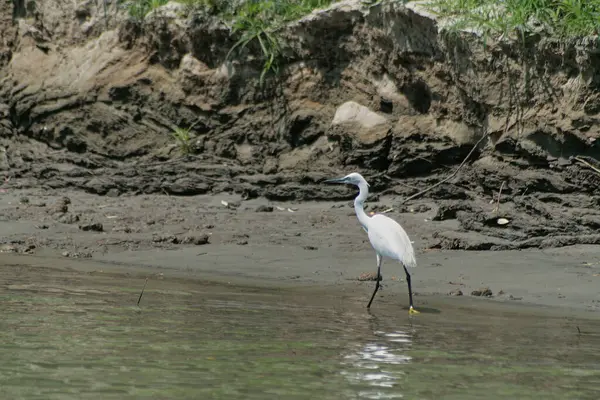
[340,316,414,399]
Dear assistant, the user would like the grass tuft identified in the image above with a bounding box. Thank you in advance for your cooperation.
[121,0,170,20]
[225,1,336,85]
[123,0,336,84]
[425,0,600,40]
[172,124,196,155]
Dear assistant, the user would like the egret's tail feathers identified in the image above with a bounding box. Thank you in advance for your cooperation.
[403,253,417,268]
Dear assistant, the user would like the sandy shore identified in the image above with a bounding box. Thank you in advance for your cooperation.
[1,188,600,317]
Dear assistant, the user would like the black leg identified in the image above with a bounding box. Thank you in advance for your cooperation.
[403,265,414,309]
[367,256,382,308]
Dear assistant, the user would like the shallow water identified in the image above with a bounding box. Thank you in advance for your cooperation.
[1,264,600,400]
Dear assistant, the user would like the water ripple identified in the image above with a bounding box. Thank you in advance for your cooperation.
[341,330,412,399]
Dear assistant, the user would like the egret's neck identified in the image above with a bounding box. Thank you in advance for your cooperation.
[354,182,371,229]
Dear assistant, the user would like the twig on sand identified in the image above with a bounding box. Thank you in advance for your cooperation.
[395,180,420,190]
[400,132,489,204]
[137,278,149,307]
[573,156,600,176]
[519,186,529,201]
[492,181,505,215]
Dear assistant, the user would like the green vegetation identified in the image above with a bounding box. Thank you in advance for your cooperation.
[122,0,336,84]
[227,1,337,85]
[122,0,600,85]
[122,0,169,20]
[425,0,600,39]
[172,124,195,155]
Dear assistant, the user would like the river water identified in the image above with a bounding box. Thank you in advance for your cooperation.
[1,261,599,399]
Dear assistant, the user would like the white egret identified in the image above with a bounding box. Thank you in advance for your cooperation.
[324,172,419,315]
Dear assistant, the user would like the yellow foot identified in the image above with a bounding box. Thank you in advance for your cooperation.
[409,306,420,315]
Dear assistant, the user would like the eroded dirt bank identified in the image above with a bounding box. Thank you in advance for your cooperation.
[1,0,600,255]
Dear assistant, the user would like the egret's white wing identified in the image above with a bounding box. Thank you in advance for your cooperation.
[367,214,416,268]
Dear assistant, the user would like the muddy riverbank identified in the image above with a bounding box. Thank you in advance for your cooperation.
[2,187,600,315]
[1,0,600,316]
[2,1,600,252]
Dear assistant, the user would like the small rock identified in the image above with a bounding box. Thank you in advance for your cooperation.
[79,223,103,232]
[181,234,210,245]
[303,245,318,250]
[471,287,493,297]
[58,213,80,224]
[35,224,49,229]
[50,196,71,214]
[255,205,274,212]
[113,226,133,234]
[52,204,68,214]
[332,101,388,128]
[233,233,249,245]
[0,244,17,253]
[62,251,71,257]
[413,204,431,213]
[357,272,381,281]
[449,289,463,296]
[153,234,178,244]
[227,201,241,210]
[509,295,523,301]
[262,158,278,174]
[106,188,120,197]
[70,251,92,259]
[19,196,29,204]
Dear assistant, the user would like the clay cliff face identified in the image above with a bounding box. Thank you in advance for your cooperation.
[1,0,600,249]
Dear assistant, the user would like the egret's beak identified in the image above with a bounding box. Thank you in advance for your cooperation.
[323,177,345,184]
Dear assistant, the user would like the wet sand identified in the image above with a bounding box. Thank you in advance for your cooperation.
[1,188,600,317]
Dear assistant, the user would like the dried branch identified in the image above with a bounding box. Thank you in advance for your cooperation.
[137,278,149,307]
[400,132,489,204]
[573,156,600,176]
[492,181,505,215]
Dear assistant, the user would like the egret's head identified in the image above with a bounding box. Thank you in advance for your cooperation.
[323,172,369,187]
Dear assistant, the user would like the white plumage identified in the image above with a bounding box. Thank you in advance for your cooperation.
[368,214,417,268]
[323,172,420,314]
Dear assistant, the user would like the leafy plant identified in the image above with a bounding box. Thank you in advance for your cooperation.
[121,0,169,20]
[226,1,335,85]
[172,123,197,155]
[425,0,600,40]
[122,0,337,83]
[177,0,225,14]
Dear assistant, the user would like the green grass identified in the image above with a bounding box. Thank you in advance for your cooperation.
[123,0,336,84]
[172,124,195,155]
[122,0,170,20]
[425,0,600,40]
[122,0,599,81]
